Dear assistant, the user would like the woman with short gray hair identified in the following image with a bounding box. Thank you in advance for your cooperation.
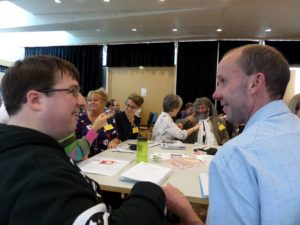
[152,94,199,142]
[288,93,300,118]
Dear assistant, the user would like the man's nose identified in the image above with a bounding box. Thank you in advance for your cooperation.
[212,88,221,100]
[77,93,86,106]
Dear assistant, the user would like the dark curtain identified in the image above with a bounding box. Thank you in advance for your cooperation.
[176,41,218,106]
[25,45,103,96]
[106,43,174,67]
[218,40,260,61]
[265,41,300,65]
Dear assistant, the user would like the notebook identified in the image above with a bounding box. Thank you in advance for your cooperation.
[119,162,172,184]
[79,157,132,177]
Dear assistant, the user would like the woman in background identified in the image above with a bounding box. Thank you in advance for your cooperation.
[152,94,199,142]
[288,93,300,118]
[61,112,112,162]
[76,89,120,156]
[114,93,144,141]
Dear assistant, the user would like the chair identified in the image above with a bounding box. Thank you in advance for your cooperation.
[139,112,158,140]
[147,112,158,127]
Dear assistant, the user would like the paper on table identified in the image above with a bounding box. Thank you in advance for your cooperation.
[194,154,214,165]
[164,157,203,169]
[79,157,132,176]
[120,162,172,184]
[160,140,186,150]
[113,142,135,153]
[199,173,209,197]
[151,152,189,160]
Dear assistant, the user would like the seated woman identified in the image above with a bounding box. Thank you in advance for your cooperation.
[288,93,300,118]
[75,88,120,157]
[114,93,144,141]
[152,94,199,142]
[60,113,111,162]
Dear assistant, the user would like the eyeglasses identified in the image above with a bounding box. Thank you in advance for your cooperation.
[126,103,138,110]
[37,87,81,98]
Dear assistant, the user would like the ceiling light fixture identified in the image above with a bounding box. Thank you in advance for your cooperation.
[265,28,272,32]
[132,28,137,32]
[172,28,178,32]
[216,28,222,32]
[54,0,62,3]
[103,0,110,2]
[160,0,166,2]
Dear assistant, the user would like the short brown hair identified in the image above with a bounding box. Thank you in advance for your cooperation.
[163,94,182,112]
[1,55,79,116]
[127,93,144,107]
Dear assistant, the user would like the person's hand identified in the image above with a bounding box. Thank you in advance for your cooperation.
[186,114,195,123]
[91,113,109,131]
[193,123,200,132]
[177,122,183,129]
[163,184,204,225]
[107,138,120,149]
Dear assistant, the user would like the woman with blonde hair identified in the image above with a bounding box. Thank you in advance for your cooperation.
[75,88,120,156]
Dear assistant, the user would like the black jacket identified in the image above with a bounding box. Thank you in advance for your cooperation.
[114,111,141,141]
[0,124,166,225]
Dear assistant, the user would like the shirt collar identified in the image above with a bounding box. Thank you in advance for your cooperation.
[244,100,289,131]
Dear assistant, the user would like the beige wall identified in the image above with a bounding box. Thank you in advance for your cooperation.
[108,67,176,124]
[283,69,297,104]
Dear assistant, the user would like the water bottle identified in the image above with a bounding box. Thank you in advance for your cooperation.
[136,136,148,162]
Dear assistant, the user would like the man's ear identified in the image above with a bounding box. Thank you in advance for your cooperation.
[25,90,44,111]
[249,72,266,94]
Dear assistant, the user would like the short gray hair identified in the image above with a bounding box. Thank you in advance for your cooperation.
[288,94,300,115]
[163,94,182,113]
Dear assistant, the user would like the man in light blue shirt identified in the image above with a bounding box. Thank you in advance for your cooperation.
[208,44,300,225]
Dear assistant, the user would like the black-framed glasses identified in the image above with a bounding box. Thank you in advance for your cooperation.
[37,87,81,98]
[126,103,138,110]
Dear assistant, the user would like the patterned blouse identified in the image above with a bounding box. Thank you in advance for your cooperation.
[75,112,119,156]
[152,112,187,142]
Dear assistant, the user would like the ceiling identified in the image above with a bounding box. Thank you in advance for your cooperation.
[1,0,300,45]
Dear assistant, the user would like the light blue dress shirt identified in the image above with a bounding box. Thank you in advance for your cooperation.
[207,100,300,225]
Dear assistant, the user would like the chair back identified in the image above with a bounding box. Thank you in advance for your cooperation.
[147,112,158,127]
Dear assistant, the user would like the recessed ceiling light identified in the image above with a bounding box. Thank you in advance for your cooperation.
[265,28,272,32]
[159,0,166,2]
[172,28,178,32]
[103,0,110,2]
[216,28,222,32]
[132,28,137,32]
[54,0,62,3]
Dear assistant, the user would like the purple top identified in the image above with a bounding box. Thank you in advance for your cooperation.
[75,112,119,156]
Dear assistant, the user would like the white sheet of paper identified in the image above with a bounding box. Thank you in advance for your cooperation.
[120,162,172,184]
[199,173,209,197]
[79,157,132,176]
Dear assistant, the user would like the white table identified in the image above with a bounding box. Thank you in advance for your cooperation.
[79,143,213,204]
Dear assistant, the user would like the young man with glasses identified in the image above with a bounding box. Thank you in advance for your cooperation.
[0,55,203,225]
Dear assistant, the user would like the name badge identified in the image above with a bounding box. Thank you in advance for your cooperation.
[218,123,226,131]
[132,127,139,134]
[104,124,114,131]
